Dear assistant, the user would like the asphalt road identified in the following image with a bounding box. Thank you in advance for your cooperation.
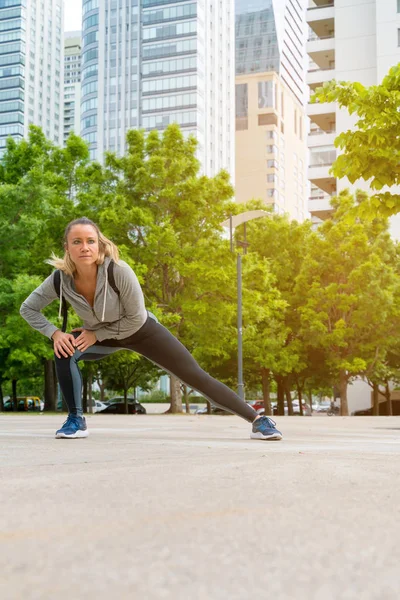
[1,414,399,600]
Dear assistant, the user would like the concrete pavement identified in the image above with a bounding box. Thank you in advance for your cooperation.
[1,414,399,600]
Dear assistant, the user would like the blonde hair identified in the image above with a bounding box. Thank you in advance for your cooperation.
[46,217,119,277]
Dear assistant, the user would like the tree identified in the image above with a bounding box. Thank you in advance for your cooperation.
[242,208,314,415]
[0,127,109,403]
[101,353,161,413]
[296,191,399,414]
[312,65,400,216]
[81,125,243,412]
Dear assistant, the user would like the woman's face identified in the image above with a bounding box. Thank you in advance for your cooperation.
[66,224,100,269]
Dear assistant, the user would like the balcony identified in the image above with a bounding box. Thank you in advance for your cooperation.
[308,130,336,148]
[307,3,335,23]
[307,67,335,90]
[307,102,336,131]
[307,2,334,37]
[309,194,334,220]
[309,163,336,194]
[307,35,335,57]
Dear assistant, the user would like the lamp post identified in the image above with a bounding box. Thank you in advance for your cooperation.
[221,210,269,400]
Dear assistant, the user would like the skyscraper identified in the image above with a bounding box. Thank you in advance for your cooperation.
[63,31,82,145]
[235,0,308,221]
[0,0,63,154]
[80,0,234,178]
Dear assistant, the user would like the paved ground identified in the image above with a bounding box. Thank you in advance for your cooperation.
[1,414,399,600]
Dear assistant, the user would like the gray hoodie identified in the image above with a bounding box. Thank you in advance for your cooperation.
[20,257,148,342]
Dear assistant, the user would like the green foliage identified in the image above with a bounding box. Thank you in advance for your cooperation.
[312,65,400,216]
[100,353,161,401]
[296,190,399,392]
[1,123,400,412]
[139,389,169,403]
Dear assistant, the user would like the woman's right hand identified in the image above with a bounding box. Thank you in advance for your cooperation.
[52,330,76,359]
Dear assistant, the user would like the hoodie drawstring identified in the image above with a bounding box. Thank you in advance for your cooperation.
[101,265,108,322]
[58,272,63,320]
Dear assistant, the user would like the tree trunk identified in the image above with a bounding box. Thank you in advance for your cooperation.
[43,359,57,411]
[372,382,380,416]
[297,385,304,416]
[285,382,293,416]
[261,368,272,415]
[384,380,392,416]
[82,373,88,413]
[168,375,183,413]
[183,385,190,414]
[338,371,349,416]
[276,378,285,416]
[99,379,106,403]
[124,387,128,414]
[87,371,93,414]
[12,378,17,411]
[206,400,211,415]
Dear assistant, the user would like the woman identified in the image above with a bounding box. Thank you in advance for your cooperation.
[20,218,282,441]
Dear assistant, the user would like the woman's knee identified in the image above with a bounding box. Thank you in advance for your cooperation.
[54,348,82,364]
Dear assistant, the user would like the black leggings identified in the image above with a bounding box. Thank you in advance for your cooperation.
[54,315,258,423]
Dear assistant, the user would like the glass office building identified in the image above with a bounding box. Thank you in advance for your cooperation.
[0,0,63,154]
[236,0,305,104]
[81,0,234,178]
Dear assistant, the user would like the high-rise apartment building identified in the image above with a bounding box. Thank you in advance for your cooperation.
[307,0,400,222]
[0,0,63,154]
[80,0,234,178]
[235,0,309,221]
[63,31,81,145]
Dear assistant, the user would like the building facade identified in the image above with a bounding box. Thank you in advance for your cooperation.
[80,0,234,179]
[307,0,400,223]
[63,31,81,145]
[0,0,63,154]
[234,0,308,221]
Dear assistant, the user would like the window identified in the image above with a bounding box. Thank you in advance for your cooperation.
[267,159,278,169]
[236,83,248,130]
[258,80,276,109]
[310,145,336,166]
[398,0,400,12]
[267,173,278,184]
[267,144,278,157]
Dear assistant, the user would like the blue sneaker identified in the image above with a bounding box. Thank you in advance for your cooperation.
[251,416,282,441]
[55,415,88,439]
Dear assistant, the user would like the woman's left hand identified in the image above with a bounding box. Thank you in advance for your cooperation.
[72,328,97,352]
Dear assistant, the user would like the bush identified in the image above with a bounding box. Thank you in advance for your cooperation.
[140,390,170,403]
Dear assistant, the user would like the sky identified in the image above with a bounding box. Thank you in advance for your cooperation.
[64,0,83,33]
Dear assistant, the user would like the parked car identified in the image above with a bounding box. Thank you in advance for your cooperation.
[3,396,43,411]
[353,408,372,416]
[271,401,311,416]
[253,400,311,416]
[250,400,266,414]
[89,400,108,414]
[97,399,146,414]
[195,406,232,415]
[314,401,333,413]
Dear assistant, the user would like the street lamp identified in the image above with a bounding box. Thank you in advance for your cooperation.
[221,210,269,400]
